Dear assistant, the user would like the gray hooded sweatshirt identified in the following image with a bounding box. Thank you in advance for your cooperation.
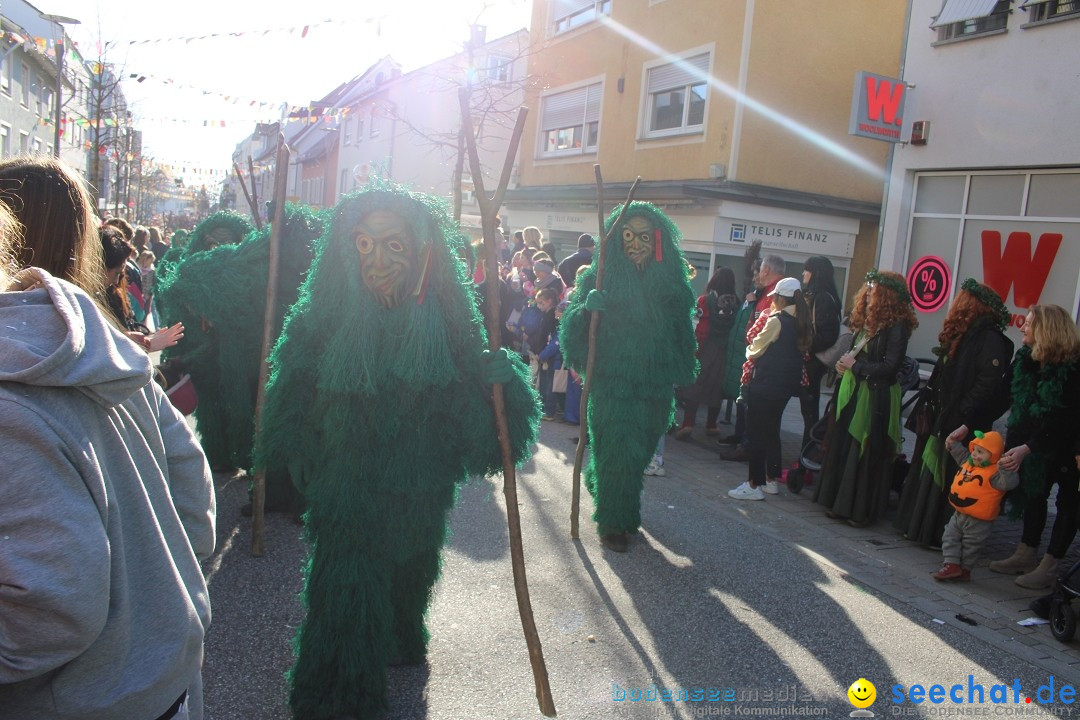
[0,271,215,719]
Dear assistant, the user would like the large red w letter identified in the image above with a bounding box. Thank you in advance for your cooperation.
[981,231,1062,309]
[865,76,905,126]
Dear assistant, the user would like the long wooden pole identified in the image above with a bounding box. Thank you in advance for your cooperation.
[247,156,262,229]
[233,162,261,230]
[250,135,290,557]
[458,88,556,717]
[570,169,640,539]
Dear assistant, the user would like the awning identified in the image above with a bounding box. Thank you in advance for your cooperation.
[930,0,1001,27]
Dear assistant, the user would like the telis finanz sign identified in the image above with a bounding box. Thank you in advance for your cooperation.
[849,71,907,143]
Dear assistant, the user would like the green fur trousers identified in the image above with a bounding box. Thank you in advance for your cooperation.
[288,482,455,719]
[585,395,673,535]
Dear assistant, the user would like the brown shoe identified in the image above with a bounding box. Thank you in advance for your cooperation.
[705,426,720,437]
[674,426,693,441]
[600,532,629,552]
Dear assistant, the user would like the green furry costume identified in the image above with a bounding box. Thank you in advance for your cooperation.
[560,202,697,544]
[254,186,540,720]
[155,211,254,313]
[155,205,324,476]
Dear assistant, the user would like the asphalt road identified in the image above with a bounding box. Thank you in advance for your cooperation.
[201,421,1075,719]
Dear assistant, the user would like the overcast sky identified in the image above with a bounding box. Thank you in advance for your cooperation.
[38,0,531,189]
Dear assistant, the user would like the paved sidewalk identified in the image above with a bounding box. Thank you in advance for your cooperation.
[638,397,1080,675]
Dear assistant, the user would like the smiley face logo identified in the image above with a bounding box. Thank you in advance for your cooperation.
[847,678,876,709]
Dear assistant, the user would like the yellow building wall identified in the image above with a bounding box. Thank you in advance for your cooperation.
[735,0,907,201]
[520,0,906,203]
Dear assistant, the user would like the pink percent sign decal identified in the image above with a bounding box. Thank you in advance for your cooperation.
[906,256,951,313]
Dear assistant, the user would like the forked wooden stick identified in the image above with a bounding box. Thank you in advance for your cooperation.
[457,88,556,717]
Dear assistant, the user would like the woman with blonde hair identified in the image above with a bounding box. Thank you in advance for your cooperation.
[893,279,1014,547]
[814,269,917,526]
[522,225,543,250]
[983,304,1080,588]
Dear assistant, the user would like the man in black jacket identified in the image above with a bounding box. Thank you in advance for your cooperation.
[557,233,594,288]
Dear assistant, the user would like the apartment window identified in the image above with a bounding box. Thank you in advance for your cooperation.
[1025,0,1080,21]
[343,117,352,145]
[19,131,28,153]
[369,106,379,137]
[42,88,53,117]
[32,138,42,155]
[1,54,8,95]
[933,0,1010,41]
[20,64,30,106]
[552,0,612,35]
[1,124,10,156]
[357,115,364,141]
[539,81,602,157]
[340,168,349,198]
[643,52,708,137]
[482,55,512,84]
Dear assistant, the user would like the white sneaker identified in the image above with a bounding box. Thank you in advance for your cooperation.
[728,481,765,501]
[644,459,666,477]
[762,480,780,495]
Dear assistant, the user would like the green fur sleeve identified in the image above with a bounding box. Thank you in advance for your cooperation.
[456,350,541,478]
[559,269,596,374]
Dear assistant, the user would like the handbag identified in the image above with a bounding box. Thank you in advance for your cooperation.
[814,322,853,368]
[552,368,569,393]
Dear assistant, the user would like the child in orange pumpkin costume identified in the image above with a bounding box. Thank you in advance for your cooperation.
[933,430,1019,581]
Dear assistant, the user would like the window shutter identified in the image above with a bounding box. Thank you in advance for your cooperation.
[584,84,602,123]
[541,86,588,130]
[552,0,595,19]
[647,53,710,93]
[930,0,1001,26]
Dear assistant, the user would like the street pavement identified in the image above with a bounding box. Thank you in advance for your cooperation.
[200,399,1080,720]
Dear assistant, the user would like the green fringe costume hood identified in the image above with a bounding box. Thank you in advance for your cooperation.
[155,211,254,312]
[561,201,698,536]
[155,204,324,472]
[253,184,540,720]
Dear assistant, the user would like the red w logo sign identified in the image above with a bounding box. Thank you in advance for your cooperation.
[864,76,905,126]
[981,231,1062,309]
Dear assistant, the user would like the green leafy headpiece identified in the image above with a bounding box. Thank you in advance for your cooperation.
[865,268,911,304]
[960,278,1010,330]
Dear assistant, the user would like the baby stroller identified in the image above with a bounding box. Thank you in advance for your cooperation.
[786,356,931,495]
[1049,559,1080,642]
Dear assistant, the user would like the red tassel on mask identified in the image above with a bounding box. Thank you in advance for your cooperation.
[654,229,663,262]
[414,244,434,304]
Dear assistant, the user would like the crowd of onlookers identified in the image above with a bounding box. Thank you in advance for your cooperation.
[667,246,1078,600]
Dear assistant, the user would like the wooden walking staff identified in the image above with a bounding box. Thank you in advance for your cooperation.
[569,168,640,539]
[250,135,290,557]
[233,161,263,231]
[457,88,556,717]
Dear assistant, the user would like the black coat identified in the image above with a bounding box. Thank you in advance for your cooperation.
[912,315,1013,438]
[808,291,841,356]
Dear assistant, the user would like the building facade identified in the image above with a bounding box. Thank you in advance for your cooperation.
[505,0,907,300]
[878,0,1080,357]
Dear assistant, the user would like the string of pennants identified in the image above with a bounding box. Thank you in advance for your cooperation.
[122,17,383,46]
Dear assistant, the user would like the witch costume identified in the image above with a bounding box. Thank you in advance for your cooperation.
[560,202,697,552]
[254,186,540,719]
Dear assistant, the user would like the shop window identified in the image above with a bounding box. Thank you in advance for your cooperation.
[967,174,1025,216]
[913,175,965,214]
[1027,173,1080,218]
[642,52,709,138]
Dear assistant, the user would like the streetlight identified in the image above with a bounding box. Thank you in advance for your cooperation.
[42,14,80,159]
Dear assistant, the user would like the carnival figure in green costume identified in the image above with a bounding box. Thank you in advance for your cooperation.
[156,205,323,481]
[155,211,253,307]
[254,186,540,720]
[560,202,698,552]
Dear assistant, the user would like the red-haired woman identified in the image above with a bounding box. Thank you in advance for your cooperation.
[893,280,1013,547]
[814,269,918,526]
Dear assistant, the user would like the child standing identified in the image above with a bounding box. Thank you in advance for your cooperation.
[933,430,1018,581]
[534,287,560,420]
